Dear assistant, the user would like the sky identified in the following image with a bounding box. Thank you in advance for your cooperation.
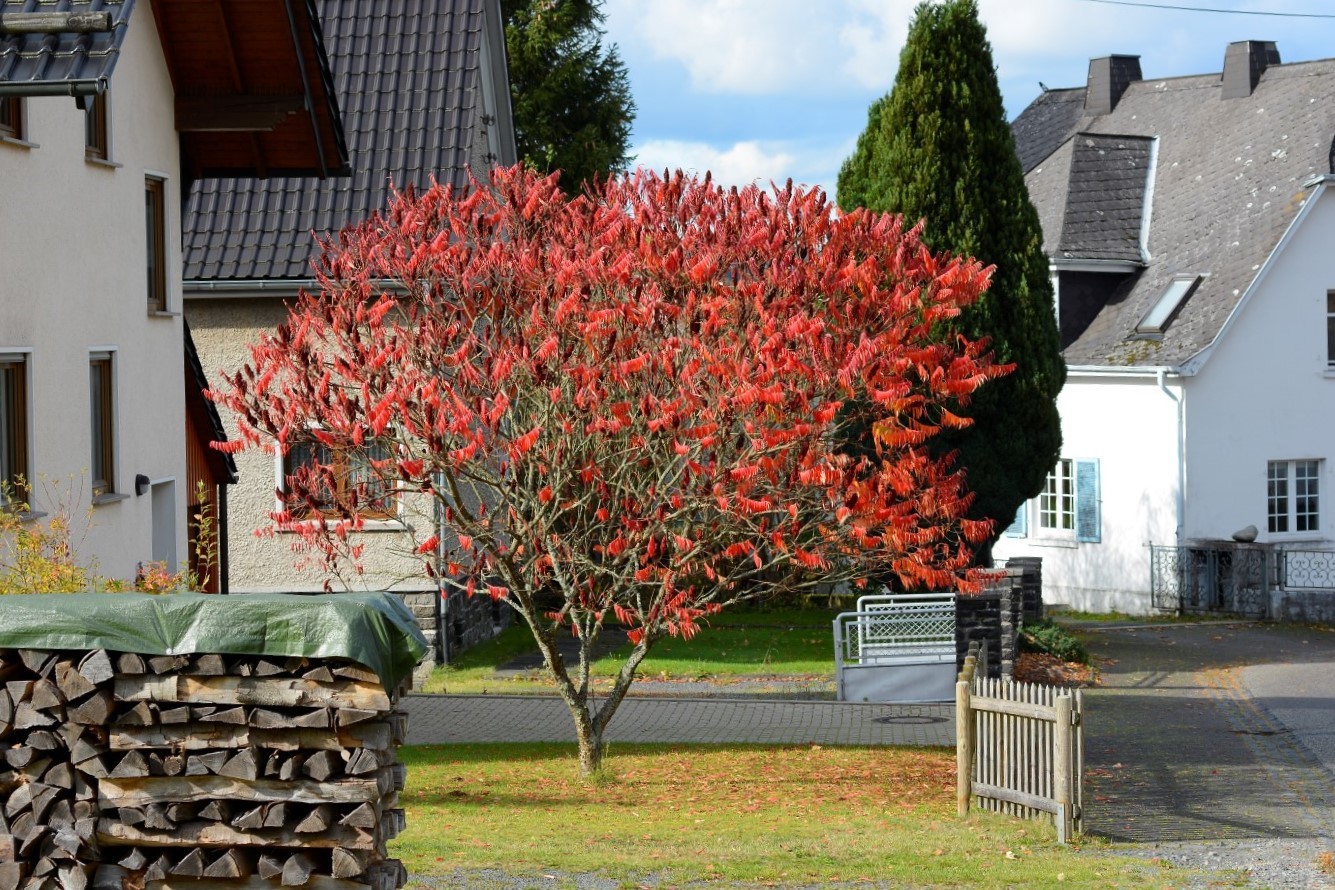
[599,0,1335,199]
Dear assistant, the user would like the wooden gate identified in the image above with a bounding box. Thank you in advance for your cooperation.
[955,657,1084,843]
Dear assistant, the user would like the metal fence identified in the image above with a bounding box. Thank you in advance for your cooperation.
[1149,545,1272,617]
[833,593,956,703]
[955,655,1084,843]
[1273,548,1335,590]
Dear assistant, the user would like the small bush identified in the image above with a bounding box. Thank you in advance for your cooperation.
[1020,619,1088,664]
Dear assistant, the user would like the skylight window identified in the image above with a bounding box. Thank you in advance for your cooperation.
[1137,275,1200,334]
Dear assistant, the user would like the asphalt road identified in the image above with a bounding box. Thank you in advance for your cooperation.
[1244,659,1335,776]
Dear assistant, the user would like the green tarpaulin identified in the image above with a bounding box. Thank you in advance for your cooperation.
[0,592,428,689]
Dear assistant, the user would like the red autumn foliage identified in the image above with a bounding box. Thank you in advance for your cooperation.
[212,165,1008,775]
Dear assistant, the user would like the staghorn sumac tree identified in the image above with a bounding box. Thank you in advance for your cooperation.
[213,165,1009,776]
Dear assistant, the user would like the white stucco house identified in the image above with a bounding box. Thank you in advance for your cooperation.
[995,42,1335,617]
[0,0,344,588]
[182,0,516,660]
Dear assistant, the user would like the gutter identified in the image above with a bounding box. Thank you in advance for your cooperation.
[1066,364,1178,378]
[183,279,312,297]
[1156,368,1185,545]
[0,77,105,98]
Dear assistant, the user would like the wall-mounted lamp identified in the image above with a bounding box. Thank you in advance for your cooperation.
[135,474,150,497]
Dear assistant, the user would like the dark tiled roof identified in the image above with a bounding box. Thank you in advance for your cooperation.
[1010,87,1085,174]
[0,0,133,96]
[1012,60,1335,367]
[182,0,487,282]
[1057,133,1153,263]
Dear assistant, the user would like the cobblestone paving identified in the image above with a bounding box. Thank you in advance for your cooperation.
[1080,622,1335,843]
[404,693,954,747]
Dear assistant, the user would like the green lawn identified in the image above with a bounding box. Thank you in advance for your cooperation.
[423,607,842,695]
[392,743,1209,889]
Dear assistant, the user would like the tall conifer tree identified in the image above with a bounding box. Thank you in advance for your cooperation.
[502,0,635,193]
[836,0,1064,554]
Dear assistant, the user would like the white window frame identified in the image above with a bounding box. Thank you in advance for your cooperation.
[1038,458,1076,536]
[1267,459,1321,536]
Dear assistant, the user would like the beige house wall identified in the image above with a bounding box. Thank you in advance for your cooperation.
[187,297,436,597]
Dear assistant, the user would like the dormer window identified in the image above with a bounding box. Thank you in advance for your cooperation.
[1136,274,1200,335]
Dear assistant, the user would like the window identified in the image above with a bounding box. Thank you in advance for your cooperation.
[85,92,108,160]
[1268,459,1320,534]
[282,438,395,518]
[1136,275,1200,335]
[1040,459,1075,531]
[1006,458,1101,543]
[0,355,28,506]
[1326,291,1335,367]
[145,177,167,312]
[0,97,23,141]
[90,355,115,497]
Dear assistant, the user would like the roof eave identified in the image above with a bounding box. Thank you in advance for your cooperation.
[1177,175,1334,376]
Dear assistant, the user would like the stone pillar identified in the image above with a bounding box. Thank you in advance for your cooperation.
[956,591,1002,679]
[1004,556,1044,623]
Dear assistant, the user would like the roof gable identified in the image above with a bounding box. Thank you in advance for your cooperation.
[182,0,510,283]
[0,0,347,179]
[1013,55,1335,368]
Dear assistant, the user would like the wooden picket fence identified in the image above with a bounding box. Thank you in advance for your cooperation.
[955,654,1084,843]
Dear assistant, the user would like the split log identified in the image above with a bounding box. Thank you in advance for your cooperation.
[96,818,377,851]
[18,651,56,677]
[184,752,228,776]
[108,752,150,779]
[25,732,60,751]
[186,655,226,677]
[201,850,249,880]
[146,656,189,676]
[302,666,334,683]
[115,702,154,728]
[331,664,378,684]
[41,763,73,790]
[228,806,265,832]
[114,808,145,828]
[115,677,390,711]
[66,691,112,727]
[147,877,376,890]
[280,853,313,887]
[168,850,205,878]
[142,804,174,832]
[76,651,113,687]
[158,707,190,726]
[116,850,146,871]
[328,849,364,880]
[338,803,376,829]
[260,802,287,829]
[142,855,171,883]
[217,749,258,781]
[256,856,283,881]
[114,654,145,675]
[295,804,333,834]
[301,751,341,782]
[278,753,305,782]
[14,703,57,730]
[54,666,95,703]
[29,679,64,711]
[96,774,380,809]
[0,862,23,890]
[198,707,247,726]
[196,800,232,823]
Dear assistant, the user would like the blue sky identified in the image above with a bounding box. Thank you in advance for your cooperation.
[600,0,1335,199]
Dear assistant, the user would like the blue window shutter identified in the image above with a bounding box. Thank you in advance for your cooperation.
[1076,459,1101,543]
[1004,501,1028,538]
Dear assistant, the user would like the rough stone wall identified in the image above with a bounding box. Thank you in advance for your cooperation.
[955,576,1025,680]
[386,587,514,687]
[1004,557,1045,623]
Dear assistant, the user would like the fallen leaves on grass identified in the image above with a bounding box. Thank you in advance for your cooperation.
[1013,652,1095,687]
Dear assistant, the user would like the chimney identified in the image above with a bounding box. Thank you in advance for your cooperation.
[1084,55,1142,116]
[1222,40,1280,99]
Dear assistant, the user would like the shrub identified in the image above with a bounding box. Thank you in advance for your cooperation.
[1019,618,1088,664]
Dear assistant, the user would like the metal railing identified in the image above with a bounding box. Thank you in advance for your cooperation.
[1149,545,1272,617]
[833,593,957,703]
[1273,548,1335,590]
[956,655,1084,844]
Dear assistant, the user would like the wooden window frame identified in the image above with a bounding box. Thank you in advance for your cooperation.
[281,438,396,520]
[85,92,108,161]
[90,355,115,497]
[0,97,23,141]
[145,176,167,312]
[0,354,28,508]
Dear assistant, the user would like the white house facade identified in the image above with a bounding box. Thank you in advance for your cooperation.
[996,43,1335,617]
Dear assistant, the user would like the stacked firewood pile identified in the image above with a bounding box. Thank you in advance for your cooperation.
[0,648,410,890]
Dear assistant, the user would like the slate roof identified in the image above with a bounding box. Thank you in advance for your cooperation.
[182,0,492,282]
[0,0,133,97]
[1013,58,1335,368]
[1057,133,1153,263]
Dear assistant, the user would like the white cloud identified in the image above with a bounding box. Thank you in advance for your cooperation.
[632,137,856,195]
[605,0,913,95]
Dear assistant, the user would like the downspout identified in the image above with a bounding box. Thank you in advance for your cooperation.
[434,472,448,665]
[218,483,230,594]
[1156,369,1184,544]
